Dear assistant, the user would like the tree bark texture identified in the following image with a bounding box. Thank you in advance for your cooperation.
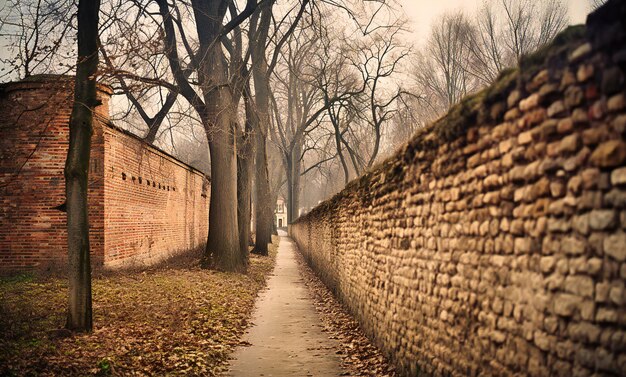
[286,140,302,223]
[192,0,242,272]
[250,1,273,255]
[237,88,256,266]
[64,0,100,332]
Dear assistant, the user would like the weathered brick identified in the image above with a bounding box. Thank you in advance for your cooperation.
[589,140,626,167]
[604,232,626,261]
[589,210,617,230]
[0,78,209,271]
[611,167,626,186]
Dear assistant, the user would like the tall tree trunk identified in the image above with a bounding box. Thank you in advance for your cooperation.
[252,132,272,254]
[286,143,302,224]
[286,162,294,224]
[330,107,350,185]
[237,88,256,265]
[251,2,273,255]
[291,151,301,223]
[237,141,252,267]
[270,190,279,235]
[192,0,242,272]
[206,129,241,271]
[64,0,100,332]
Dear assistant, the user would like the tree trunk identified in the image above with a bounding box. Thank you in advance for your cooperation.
[237,89,256,266]
[291,153,301,223]
[286,163,294,224]
[203,80,240,271]
[330,107,350,185]
[191,0,242,272]
[252,132,272,255]
[64,0,99,332]
[286,144,302,224]
[205,127,241,271]
[270,190,279,235]
[237,141,252,267]
[250,2,273,256]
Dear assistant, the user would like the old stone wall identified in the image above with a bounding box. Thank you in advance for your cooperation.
[290,3,626,376]
[0,75,209,272]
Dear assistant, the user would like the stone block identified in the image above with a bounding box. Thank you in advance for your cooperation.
[607,93,625,112]
[590,140,626,167]
[540,256,556,273]
[553,293,582,317]
[605,189,626,208]
[520,93,540,111]
[569,43,592,63]
[558,134,580,154]
[565,86,584,109]
[572,213,590,235]
[601,66,624,95]
[611,167,626,186]
[561,236,587,255]
[576,64,594,82]
[508,90,521,108]
[568,322,601,343]
[589,209,617,230]
[563,275,594,298]
[604,232,626,261]
[557,118,574,134]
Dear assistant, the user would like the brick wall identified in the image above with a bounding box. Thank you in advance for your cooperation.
[0,75,209,272]
[290,3,626,376]
[0,77,107,270]
[102,124,209,267]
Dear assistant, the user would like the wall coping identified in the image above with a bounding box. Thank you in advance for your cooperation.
[102,121,210,180]
[0,74,114,96]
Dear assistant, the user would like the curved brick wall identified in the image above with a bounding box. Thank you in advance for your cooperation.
[0,75,209,271]
[0,77,109,270]
[290,3,626,376]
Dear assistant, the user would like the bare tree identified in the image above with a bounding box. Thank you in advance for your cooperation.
[352,26,411,170]
[476,0,567,78]
[589,0,607,11]
[471,3,506,84]
[0,0,74,80]
[270,11,357,222]
[96,0,201,146]
[64,0,100,332]
[270,17,324,223]
[148,0,261,272]
[249,0,309,254]
[411,1,568,122]
[268,1,409,219]
[412,12,478,119]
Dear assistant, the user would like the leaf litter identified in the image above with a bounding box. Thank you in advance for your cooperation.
[295,251,397,377]
[0,237,278,376]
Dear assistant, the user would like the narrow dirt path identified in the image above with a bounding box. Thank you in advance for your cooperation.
[227,233,344,376]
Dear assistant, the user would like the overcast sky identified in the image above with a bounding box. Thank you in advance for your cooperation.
[398,0,593,44]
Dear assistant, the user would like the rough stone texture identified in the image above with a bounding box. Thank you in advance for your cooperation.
[291,4,626,376]
[0,76,209,272]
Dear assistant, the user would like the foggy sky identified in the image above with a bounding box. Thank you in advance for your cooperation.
[399,0,592,43]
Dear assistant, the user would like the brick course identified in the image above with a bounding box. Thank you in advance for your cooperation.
[0,75,208,272]
[291,5,626,376]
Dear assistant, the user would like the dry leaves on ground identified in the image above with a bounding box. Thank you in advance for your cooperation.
[0,238,278,376]
[295,251,397,377]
